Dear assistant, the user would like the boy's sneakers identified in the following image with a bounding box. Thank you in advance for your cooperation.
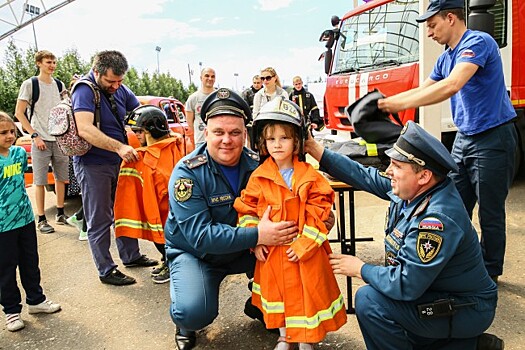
[66,214,83,232]
[55,214,69,225]
[37,220,55,234]
[6,313,25,332]
[28,299,61,314]
[78,230,88,241]
[152,264,170,284]
[151,262,167,276]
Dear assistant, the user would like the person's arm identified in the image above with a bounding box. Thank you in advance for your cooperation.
[186,110,195,134]
[253,93,262,115]
[75,111,138,162]
[14,99,47,151]
[378,62,478,113]
[330,253,365,279]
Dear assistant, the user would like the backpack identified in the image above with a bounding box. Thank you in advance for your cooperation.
[28,76,64,121]
[48,80,101,156]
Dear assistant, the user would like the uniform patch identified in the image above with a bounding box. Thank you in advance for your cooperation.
[209,193,234,205]
[175,178,193,202]
[393,228,404,238]
[460,49,476,58]
[184,155,208,169]
[417,232,442,263]
[385,251,398,266]
[419,217,444,231]
[379,171,390,179]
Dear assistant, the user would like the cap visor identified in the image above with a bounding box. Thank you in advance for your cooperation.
[385,148,410,163]
[416,9,439,23]
[207,108,244,120]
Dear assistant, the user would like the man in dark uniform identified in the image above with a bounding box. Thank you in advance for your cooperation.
[164,88,299,350]
[289,76,324,130]
[241,75,262,147]
[305,120,504,350]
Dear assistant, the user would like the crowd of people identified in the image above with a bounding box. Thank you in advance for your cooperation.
[0,1,513,349]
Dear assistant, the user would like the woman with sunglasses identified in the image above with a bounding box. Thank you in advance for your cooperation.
[253,67,289,117]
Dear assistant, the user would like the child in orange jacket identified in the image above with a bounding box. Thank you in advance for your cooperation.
[234,98,346,350]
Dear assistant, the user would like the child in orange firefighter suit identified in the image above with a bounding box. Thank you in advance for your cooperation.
[114,105,185,284]
[234,97,347,350]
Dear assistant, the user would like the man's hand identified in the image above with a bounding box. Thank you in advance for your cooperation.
[34,136,47,151]
[329,253,365,279]
[377,97,404,114]
[304,129,325,162]
[257,206,298,246]
[118,144,140,163]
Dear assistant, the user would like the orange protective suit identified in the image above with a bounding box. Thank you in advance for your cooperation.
[114,137,184,244]
[234,156,347,343]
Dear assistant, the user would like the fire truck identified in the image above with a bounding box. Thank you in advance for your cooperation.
[319,0,525,173]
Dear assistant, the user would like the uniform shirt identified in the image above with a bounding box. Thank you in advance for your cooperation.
[164,143,260,265]
[17,78,64,141]
[319,148,497,307]
[0,146,34,232]
[72,72,139,165]
[430,29,515,135]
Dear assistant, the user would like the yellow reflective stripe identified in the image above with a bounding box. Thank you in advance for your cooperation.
[252,282,285,314]
[119,168,144,185]
[357,139,378,157]
[238,215,259,227]
[114,218,163,232]
[285,294,345,329]
[302,225,327,246]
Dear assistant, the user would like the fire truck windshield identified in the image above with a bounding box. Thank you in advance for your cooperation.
[332,0,420,75]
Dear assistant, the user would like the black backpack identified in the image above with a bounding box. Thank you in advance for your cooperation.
[27,76,64,121]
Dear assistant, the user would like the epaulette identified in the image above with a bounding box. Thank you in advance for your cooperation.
[184,154,208,169]
[246,150,260,161]
[378,171,390,179]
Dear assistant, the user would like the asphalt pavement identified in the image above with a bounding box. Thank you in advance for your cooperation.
[1,176,524,350]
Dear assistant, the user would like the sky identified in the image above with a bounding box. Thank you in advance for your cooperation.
[0,0,359,91]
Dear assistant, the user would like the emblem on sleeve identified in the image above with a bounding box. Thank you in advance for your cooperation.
[418,217,444,231]
[175,178,193,202]
[417,232,442,263]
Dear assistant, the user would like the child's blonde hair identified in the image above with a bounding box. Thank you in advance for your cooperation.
[257,122,300,157]
[0,111,15,126]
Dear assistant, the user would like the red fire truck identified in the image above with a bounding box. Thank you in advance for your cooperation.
[319,0,525,173]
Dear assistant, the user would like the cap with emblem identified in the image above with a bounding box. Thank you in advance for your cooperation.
[200,88,252,125]
[416,0,464,23]
[385,121,458,176]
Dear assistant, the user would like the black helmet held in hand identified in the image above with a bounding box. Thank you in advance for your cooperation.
[126,105,170,139]
[200,88,252,125]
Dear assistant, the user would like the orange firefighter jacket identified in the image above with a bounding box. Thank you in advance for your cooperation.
[114,137,184,244]
[234,156,347,343]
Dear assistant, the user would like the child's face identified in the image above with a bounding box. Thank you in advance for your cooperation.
[0,121,16,152]
[265,124,294,165]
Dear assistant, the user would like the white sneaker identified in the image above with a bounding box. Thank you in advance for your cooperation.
[6,313,25,332]
[78,230,88,241]
[28,300,61,314]
[66,215,83,233]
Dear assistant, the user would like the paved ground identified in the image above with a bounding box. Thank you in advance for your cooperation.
[1,176,524,350]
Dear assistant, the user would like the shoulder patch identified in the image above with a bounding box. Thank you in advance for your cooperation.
[184,155,208,169]
[247,150,260,161]
[413,195,431,217]
[419,217,444,231]
[379,171,390,178]
[417,232,442,263]
[175,178,193,202]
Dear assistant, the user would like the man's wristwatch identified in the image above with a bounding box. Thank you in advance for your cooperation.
[31,132,39,139]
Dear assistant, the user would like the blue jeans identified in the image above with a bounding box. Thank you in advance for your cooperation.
[74,161,141,277]
[0,222,46,314]
[450,122,517,276]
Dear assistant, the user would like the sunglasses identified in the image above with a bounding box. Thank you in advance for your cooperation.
[260,75,274,81]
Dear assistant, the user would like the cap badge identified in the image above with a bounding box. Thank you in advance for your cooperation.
[217,88,230,99]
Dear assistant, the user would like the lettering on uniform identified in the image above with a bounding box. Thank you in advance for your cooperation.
[175,178,193,202]
[419,217,444,231]
[417,232,442,263]
[385,234,400,251]
[209,193,233,205]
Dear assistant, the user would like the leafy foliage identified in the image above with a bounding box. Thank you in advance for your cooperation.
[0,39,192,116]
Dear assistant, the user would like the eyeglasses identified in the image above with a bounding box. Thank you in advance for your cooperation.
[260,75,274,81]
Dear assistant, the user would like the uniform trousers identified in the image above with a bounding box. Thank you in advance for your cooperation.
[74,162,141,277]
[355,285,495,350]
[0,222,46,314]
[450,122,517,276]
[168,248,255,332]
